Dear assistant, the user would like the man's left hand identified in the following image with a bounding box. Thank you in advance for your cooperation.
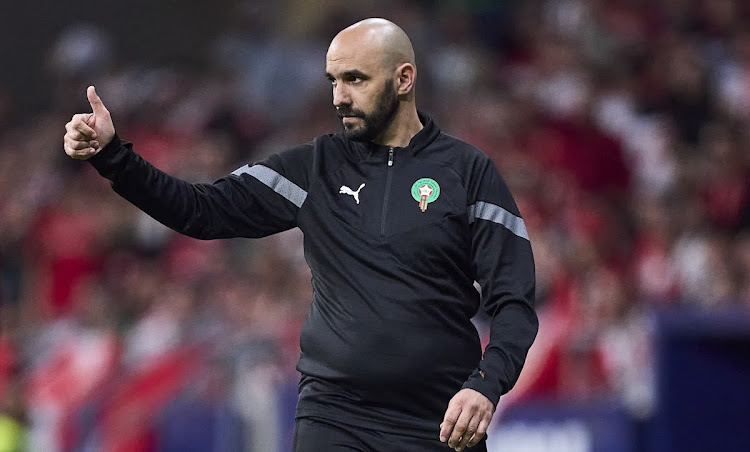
[439,388,494,451]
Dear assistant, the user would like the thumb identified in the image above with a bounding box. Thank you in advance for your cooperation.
[87,85,108,116]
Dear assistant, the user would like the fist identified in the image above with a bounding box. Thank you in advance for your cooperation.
[64,86,115,160]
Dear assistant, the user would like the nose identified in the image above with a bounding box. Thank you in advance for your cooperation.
[332,83,351,108]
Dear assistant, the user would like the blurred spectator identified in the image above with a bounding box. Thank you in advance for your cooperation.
[0,376,26,452]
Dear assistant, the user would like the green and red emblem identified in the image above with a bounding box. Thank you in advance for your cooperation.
[411,178,440,212]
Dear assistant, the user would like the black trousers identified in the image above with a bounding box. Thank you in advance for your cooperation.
[293,417,488,452]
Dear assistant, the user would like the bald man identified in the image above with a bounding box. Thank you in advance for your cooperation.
[64,18,537,452]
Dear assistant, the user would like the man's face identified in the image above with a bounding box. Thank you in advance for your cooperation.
[326,44,400,142]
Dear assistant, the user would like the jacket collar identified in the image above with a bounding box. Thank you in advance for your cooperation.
[347,110,441,159]
[408,111,441,154]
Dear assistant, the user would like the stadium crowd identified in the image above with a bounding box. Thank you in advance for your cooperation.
[1,1,749,451]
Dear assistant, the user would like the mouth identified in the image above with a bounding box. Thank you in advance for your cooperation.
[337,108,363,118]
[340,115,362,126]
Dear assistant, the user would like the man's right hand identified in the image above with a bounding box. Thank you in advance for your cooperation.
[64,86,115,160]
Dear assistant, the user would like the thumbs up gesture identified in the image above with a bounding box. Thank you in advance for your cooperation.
[64,86,115,160]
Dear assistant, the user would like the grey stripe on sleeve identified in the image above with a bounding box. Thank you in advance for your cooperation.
[468,201,529,241]
[231,164,307,208]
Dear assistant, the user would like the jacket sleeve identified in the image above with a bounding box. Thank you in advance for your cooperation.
[461,156,538,407]
[87,135,311,239]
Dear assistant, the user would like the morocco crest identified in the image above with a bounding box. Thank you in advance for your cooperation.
[411,178,440,212]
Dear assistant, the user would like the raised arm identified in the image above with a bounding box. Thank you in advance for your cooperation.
[63,87,308,239]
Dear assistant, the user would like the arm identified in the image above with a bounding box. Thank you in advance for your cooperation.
[462,161,538,403]
[64,86,307,239]
[441,156,538,451]
[88,136,307,239]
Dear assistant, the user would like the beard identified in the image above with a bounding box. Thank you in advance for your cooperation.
[338,81,400,142]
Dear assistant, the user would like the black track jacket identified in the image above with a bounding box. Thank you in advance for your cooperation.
[88,112,538,439]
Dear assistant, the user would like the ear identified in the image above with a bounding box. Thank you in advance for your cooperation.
[395,63,416,96]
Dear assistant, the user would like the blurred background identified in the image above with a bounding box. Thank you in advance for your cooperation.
[1,0,749,451]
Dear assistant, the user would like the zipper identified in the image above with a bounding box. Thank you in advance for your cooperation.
[380,147,394,236]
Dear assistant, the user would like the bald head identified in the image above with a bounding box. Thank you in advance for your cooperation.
[325,19,422,146]
[329,18,415,71]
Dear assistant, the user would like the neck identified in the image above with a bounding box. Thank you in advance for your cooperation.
[373,105,423,148]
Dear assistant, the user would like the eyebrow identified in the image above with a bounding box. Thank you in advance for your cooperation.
[325,69,370,80]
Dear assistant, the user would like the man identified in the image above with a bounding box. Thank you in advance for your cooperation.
[63,18,537,452]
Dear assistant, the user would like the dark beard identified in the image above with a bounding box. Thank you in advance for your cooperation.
[339,81,400,142]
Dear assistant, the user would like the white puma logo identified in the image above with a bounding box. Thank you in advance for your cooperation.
[339,183,365,204]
